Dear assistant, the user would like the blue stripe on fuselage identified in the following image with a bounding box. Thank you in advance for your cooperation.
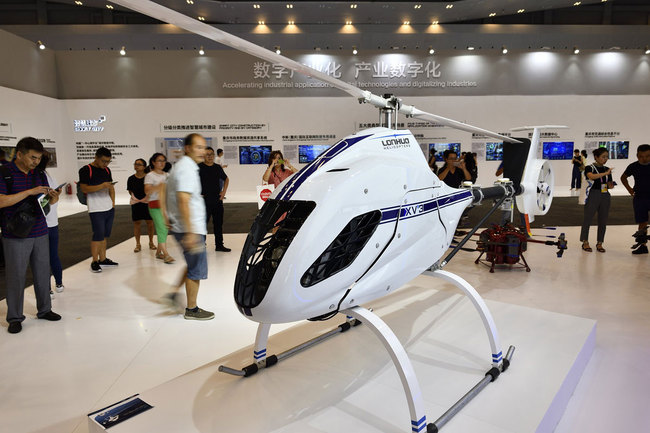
[379,190,472,225]
[276,134,372,201]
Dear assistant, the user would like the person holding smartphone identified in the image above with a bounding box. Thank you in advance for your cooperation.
[262,150,298,187]
[437,150,471,188]
[581,147,614,253]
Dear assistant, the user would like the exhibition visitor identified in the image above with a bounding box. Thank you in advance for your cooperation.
[438,150,471,188]
[127,158,155,253]
[571,149,583,190]
[580,147,614,253]
[163,133,214,321]
[215,148,228,168]
[262,150,298,187]
[37,151,65,298]
[620,143,650,255]
[0,137,61,334]
[78,147,118,272]
[145,153,174,263]
[199,146,231,252]
[428,151,439,175]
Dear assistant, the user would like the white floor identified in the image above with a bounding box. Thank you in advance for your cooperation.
[0,222,649,433]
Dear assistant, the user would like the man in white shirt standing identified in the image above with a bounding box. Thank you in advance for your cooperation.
[78,147,118,273]
[164,133,214,320]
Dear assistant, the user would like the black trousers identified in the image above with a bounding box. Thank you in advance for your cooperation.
[205,198,224,247]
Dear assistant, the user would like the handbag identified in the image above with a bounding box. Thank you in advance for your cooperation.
[6,197,39,238]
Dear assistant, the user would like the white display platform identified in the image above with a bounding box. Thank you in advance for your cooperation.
[87,284,595,433]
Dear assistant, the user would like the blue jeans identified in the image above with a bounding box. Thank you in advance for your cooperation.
[48,226,63,286]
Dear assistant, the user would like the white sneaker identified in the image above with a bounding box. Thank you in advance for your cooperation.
[55,284,65,293]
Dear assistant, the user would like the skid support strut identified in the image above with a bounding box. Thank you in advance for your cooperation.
[218,317,361,377]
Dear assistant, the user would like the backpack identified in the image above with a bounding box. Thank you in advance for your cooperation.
[77,164,111,205]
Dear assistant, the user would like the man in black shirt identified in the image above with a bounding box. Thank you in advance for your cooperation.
[438,150,471,188]
[621,144,650,254]
[199,146,230,252]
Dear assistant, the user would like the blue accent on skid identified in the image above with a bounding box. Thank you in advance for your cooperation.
[276,134,372,201]
[492,351,503,362]
[254,349,267,359]
[379,191,472,225]
[411,415,427,432]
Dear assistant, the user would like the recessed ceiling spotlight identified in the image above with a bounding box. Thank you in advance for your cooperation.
[489,12,496,17]
[414,4,421,9]
[345,20,353,25]
[74,1,83,5]
[431,20,439,25]
[428,47,435,55]
[258,20,265,25]
[253,4,260,8]
[352,47,358,55]
[288,20,295,25]
[467,46,475,51]
[119,46,126,56]
[574,1,581,5]
[573,46,580,54]
[350,4,357,8]
[645,46,650,55]
[403,21,410,25]
[601,0,607,2]
[106,4,113,9]
[186,0,194,4]
[199,46,204,55]
[502,46,508,54]
[446,4,453,9]
[198,16,205,21]
[517,9,525,13]
[286,4,293,8]
[37,40,45,50]
[275,46,281,55]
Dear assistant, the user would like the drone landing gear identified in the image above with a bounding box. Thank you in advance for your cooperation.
[221,270,513,432]
[218,317,362,377]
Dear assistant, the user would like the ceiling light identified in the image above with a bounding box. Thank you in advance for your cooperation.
[275,46,281,55]
[489,13,496,17]
[352,47,358,55]
[403,21,410,25]
[467,46,475,51]
[414,4,421,9]
[574,1,581,5]
[517,9,525,13]
[186,0,194,4]
[431,20,439,25]
[428,47,435,55]
[258,20,265,25]
[198,16,205,21]
[119,46,126,56]
[345,20,353,25]
[74,1,83,5]
[286,4,293,8]
[106,4,113,9]
[350,4,357,8]
[601,0,607,2]
[502,46,508,54]
[288,20,295,25]
[645,46,650,55]
[573,47,580,54]
[446,4,453,9]
[199,46,204,55]
[37,40,45,50]
[253,4,260,8]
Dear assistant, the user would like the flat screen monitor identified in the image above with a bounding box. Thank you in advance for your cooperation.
[598,141,629,159]
[542,141,574,160]
[429,143,461,162]
[239,145,272,165]
[299,144,331,163]
[485,142,503,161]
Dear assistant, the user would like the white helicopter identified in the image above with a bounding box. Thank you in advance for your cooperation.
[112,2,556,431]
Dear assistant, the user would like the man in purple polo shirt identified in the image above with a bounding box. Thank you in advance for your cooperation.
[0,137,62,334]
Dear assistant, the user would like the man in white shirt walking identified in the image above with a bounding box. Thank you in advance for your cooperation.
[164,133,214,320]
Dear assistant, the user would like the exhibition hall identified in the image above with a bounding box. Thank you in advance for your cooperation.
[0,1,649,432]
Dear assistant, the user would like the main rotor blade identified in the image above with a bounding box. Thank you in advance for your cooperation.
[111,0,516,142]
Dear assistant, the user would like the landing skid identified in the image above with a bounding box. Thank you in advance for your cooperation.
[219,270,514,432]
